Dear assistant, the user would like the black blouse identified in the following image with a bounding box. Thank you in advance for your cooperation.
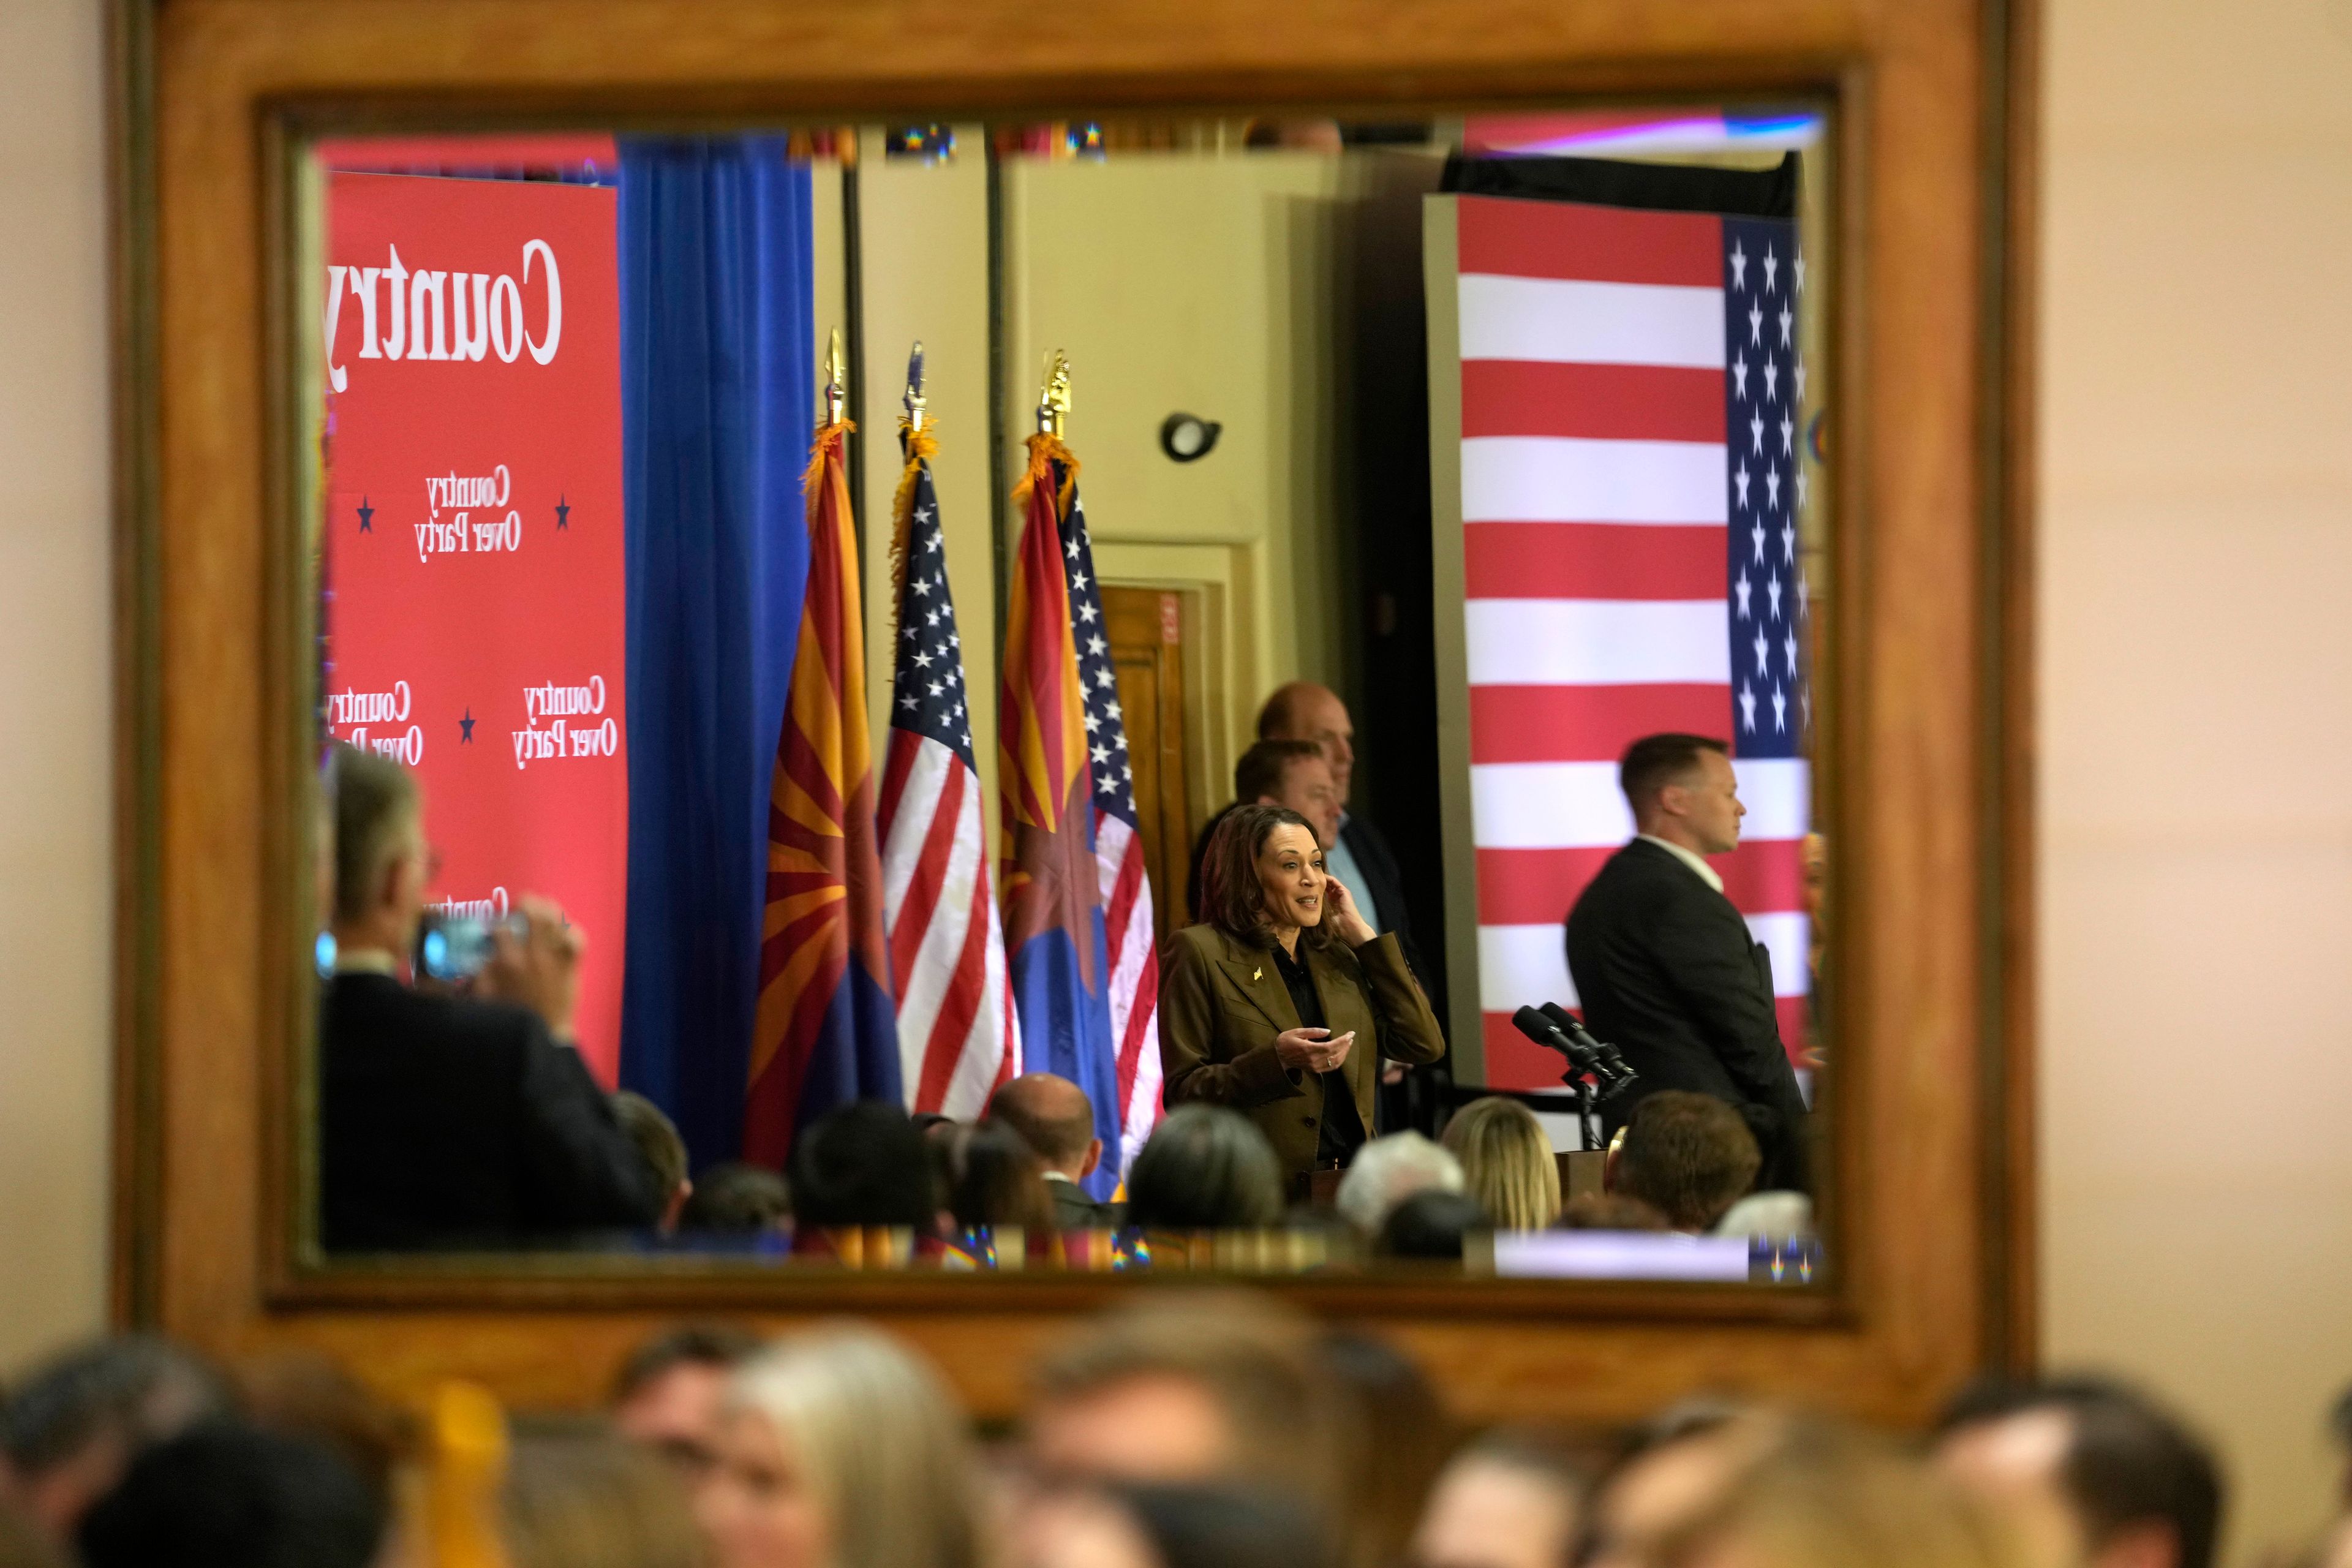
[1270,940,1367,1166]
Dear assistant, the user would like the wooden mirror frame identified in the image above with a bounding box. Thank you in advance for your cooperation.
[110,0,2035,1423]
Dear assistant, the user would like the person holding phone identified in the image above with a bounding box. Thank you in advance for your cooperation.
[1159,804,1447,1200]
[317,743,660,1250]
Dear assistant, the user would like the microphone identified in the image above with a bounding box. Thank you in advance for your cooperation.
[1537,1003,1638,1101]
[1510,1005,1605,1082]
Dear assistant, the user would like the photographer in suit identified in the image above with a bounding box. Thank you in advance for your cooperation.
[318,744,660,1250]
[1565,733,1810,1190]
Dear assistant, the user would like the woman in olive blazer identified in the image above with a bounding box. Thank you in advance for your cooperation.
[1158,804,1447,1194]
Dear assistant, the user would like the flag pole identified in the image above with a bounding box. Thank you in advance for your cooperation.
[1036,348,1071,436]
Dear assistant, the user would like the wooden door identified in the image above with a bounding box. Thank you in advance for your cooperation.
[1100,587,1191,948]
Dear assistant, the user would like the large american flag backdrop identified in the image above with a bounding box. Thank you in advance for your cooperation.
[1433,193,1815,1093]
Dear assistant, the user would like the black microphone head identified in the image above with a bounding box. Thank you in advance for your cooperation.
[1510,1005,1555,1041]
[1537,1002,1580,1036]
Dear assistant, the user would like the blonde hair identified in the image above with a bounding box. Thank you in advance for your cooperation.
[1660,1415,2045,1568]
[726,1325,983,1568]
[1442,1097,1562,1231]
[502,1426,704,1568]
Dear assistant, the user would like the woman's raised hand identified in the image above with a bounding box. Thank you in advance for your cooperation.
[1321,874,1377,947]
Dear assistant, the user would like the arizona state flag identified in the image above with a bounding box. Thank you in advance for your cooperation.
[998,432,1123,1197]
[744,417,902,1165]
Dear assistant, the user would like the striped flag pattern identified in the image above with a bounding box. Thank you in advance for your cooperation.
[1056,491,1163,1174]
[744,417,903,1163]
[1442,194,1814,1091]
[877,423,1019,1118]
[998,434,1126,1199]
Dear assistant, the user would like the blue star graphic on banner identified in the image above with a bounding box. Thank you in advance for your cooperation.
[356,496,372,533]
[459,709,475,743]
[554,496,570,530]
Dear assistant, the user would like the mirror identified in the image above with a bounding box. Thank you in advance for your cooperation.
[298,106,1833,1287]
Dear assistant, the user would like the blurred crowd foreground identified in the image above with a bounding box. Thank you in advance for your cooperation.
[2,1291,2340,1568]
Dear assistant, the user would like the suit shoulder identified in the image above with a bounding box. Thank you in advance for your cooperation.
[1166,924,1232,967]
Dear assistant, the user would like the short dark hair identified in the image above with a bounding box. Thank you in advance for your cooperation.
[610,1092,688,1199]
[1126,1106,1284,1229]
[326,742,420,924]
[1937,1376,2223,1568]
[0,1336,226,1480]
[676,1164,789,1234]
[1234,739,1325,805]
[939,1120,1057,1231]
[1618,733,1728,817]
[786,1100,937,1229]
[78,1419,385,1568]
[609,1325,763,1405]
[1194,804,1331,951]
[1378,1189,1487,1261]
[1613,1091,1760,1231]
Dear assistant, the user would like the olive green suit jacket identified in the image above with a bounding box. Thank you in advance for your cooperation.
[1158,924,1447,1184]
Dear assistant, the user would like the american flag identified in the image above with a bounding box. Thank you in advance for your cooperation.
[876,439,1020,1117]
[1057,492,1163,1174]
[1442,194,1814,1091]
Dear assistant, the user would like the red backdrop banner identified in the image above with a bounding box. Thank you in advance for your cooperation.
[321,171,630,1085]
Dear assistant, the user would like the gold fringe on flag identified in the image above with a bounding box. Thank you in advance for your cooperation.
[1014,431,1079,516]
[889,417,938,617]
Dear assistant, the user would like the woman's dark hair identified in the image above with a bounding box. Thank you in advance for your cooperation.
[941,1120,1057,1232]
[1125,1106,1285,1229]
[1194,804,1332,951]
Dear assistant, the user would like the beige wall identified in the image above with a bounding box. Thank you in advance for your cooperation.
[2038,0,2352,1558]
[0,0,112,1370]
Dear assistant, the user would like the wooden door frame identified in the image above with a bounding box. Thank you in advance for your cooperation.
[110,0,2037,1420]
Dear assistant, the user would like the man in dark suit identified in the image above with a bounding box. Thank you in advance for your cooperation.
[1566,733,1809,1189]
[989,1072,1120,1229]
[318,745,660,1250]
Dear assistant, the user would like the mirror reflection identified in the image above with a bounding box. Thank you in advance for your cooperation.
[303,110,1831,1283]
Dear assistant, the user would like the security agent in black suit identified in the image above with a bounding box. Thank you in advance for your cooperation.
[1566,733,1810,1190]
[318,745,660,1251]
[988,1071,1121,1229]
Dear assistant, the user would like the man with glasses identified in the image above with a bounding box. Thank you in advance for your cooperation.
[317,743,659,1250]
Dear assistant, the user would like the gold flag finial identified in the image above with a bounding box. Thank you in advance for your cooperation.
[1036,349,1071,436]
[903,340,927,433]
[823,326,846,425]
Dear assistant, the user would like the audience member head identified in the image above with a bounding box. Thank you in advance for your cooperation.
[785,1101,935,1232]
[1125,1107,1284,1230]
[1558,1193,1668,1232]
[702,1324,982,1568]
[1321,1332,1454,1568]
[0,1335,227,1538]
[1442,1098,1563,1231]
[1711,1191,1813,1242]
[679,1164,791,1235]
[76,1419,384,1568]
[228,1351,408,1521]
[1336,1131,1465,1237]
[991,1074,1103,1183]
[612,1091,693,1234]
[1412,1426,1588,1568]
[1259,681,1358,804]
[326,741,429,956]
[938,1120,1058,1232]
[1380,1190,1488,1261]
[1014,1482,1332,1568]
[1597,1414,2025,1568]
[610,1324,763,1487]
[1617,734,1740,856]
[1235,739,1341,850]
[502,1425,704,1568]
[1936,1375,2223,1568]
[1029,1293,1339,1515]
[1609,1093,1760,1234]
[1196,805,1332,951]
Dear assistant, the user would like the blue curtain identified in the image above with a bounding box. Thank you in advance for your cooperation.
[616,137,815,1174]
